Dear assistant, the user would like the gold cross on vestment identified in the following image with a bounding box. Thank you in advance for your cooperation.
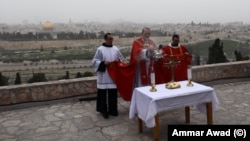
[164,55,181,89]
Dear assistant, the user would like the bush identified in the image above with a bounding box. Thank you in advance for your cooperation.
[75,72,82,78]
[82,71,94,77]
[27,73,47,83]
[60,71,70,79]
[0,72,9,86]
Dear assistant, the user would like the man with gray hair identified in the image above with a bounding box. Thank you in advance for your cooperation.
[129,27,158,87]
[106,27,168,101]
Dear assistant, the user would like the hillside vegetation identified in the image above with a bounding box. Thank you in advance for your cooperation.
[1,38,249,85]
[186,39,247,60]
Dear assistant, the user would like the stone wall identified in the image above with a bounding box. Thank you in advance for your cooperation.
[192,60,250,82]
[0,77,97,105]
[0,60,250,105]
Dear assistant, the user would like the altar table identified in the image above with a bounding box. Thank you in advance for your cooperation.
[129,81,219,141]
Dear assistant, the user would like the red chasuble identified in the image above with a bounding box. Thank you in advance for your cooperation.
[161,44,192,82]
[129,37,156,85]
[107,37,167,101]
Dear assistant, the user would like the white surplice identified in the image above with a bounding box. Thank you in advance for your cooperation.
[92,45,124,89]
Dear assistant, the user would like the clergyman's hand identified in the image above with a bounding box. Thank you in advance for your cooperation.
[105,61,110,65]
[147,48,155,58]
[185,52,192,57]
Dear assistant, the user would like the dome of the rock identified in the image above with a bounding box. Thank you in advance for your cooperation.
[42,21,53,29]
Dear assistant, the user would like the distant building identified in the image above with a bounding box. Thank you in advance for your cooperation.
[42,21,54,31]
[40,21,57,39]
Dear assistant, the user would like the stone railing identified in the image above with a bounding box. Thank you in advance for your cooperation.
[192,60,250,82]
[0,60,250,105]
[0,77,97,105]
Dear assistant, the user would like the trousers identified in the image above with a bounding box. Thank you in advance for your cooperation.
[96,89,118,115]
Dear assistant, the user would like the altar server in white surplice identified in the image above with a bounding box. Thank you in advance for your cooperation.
[92,33,124,119]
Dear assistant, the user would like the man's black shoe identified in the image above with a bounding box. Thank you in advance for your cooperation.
[102,113,109,119]
[109,111,118,117]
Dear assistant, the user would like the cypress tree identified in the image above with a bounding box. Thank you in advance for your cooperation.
[0,72,9,86]
[207,38,228,64]
[65,71,70,79]
[75,72,82,78]
[15,72,22,84]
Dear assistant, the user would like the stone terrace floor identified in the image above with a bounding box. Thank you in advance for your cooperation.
[0,78,250,141]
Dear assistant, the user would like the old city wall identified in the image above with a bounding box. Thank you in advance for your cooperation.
[0,37,169,50]
[0,60,250,105]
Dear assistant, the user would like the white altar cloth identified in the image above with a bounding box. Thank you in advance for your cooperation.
[129,81,219,128]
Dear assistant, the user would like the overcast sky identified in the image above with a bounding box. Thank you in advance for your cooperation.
[1,0,250,25]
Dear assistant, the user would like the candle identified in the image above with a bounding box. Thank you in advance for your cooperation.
[151,72,155,85]
[187,67,192,80]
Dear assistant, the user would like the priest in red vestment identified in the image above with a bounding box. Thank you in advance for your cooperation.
[161,34,192,82]
[107,27,167,101]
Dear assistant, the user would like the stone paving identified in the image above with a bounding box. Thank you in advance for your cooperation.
[0,79,250,141]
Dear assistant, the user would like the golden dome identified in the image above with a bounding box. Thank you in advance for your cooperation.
[42,21,53,29]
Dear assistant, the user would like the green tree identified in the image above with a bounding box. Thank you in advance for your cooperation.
[0,72,9,86]
[40,45,44,52]
[234,50,242,61]
[234,50,250,61]
[79,30,84,39]
[75,72,82,78]
[207,38,228,64]
[82,71,94,77]
[195,55,200,65]
[15,72,22,84]
[58,71,70,80]
[27,73,47,83]
[63,71,70,79]
[66,71,70,79]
